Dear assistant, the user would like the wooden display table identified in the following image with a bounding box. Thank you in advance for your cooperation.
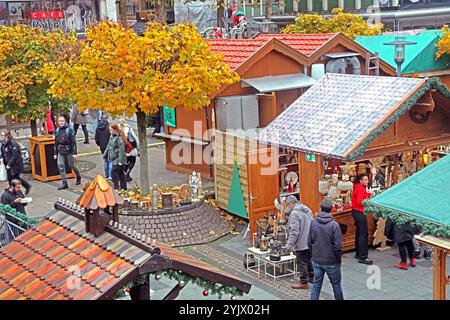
[29,135,75,182]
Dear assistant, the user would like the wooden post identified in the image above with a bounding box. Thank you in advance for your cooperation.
[392,154,399,185]
[432,247,447,300]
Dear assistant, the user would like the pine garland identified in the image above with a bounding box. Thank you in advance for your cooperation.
[0,203,38,227]
[363,199,450,237]
[348,77,450,160]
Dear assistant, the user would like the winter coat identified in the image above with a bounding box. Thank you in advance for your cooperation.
[54,125,77,155]
[1,140,24,176]
[308,211,343,265]
[71,104,89,125]
[287,203,314,251]
[103,134,127,165]
[121,124,139,156]
[1,188,27,214]
[384,218,419,243]
[351,183,371,213]
[95,120,111,154]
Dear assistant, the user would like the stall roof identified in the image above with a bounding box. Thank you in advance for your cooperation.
[366,155,450,237]
[355,30,450,74]
[242,73,316,92]
[0,208,251,300]
[207,39,268,69]
[260,73,450,160]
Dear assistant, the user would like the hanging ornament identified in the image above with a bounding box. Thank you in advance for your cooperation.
[179,280,185,287]
[231,295,236,300]
[155,274,161,281]
[203,290,209,297]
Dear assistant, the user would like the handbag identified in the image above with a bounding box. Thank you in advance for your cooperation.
[0,160,7,182]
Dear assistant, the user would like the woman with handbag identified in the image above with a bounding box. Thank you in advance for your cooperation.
[71,103,89,144]
[118,119,139,182]
[104,124,128,191]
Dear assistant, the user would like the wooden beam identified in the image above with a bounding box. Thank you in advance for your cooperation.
[139,254,172,274]
[163,282,186,300]
[432,247,447,300]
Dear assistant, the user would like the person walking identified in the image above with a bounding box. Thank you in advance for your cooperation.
[118,119,139,182]
[1,179,28,214]
[0,130,31,195]
[54,115,82,190]
[308,198,344,300]
[285,195,314,289]
[351,173,373,265]
[95,114,112,179]
[104,124,128,190]
[384,217,419,270]
[71,103,90,144]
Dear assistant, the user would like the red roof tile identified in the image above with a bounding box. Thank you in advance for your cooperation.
[254,33,337,56]
[206,39,268,69]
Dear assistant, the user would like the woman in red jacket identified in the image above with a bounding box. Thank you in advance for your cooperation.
[351,174,373,265]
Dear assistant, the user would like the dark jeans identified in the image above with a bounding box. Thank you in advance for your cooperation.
[126,156,136,177]
[73,123,89,142]
[311,262,344,300]
[399,239,415,263]
[7,171,30,190]
[112,164,127,190]
[295,250,313,284]
[352,209,369,259]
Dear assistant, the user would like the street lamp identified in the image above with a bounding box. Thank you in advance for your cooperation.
[384,37,417,77]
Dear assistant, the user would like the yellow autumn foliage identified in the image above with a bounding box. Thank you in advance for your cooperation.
[436,25,450,59]
[281,8,383,39]
[45,21,239,116]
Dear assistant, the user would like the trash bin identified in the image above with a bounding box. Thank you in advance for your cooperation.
[29,135,75,182]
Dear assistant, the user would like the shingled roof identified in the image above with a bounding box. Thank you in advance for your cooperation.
[0,202,251,300]
[260,73,450,160]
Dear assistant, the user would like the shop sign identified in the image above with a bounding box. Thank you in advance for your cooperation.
[306,153,316,162]
[31,11,64,20]
[163,103,176,128]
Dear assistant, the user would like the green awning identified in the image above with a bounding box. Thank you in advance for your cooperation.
[241,73,316,93]
[356,30,450,74]
[366,155,450,237]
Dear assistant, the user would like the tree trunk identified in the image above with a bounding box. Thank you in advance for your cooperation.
[119,0,127,25]
[136,110,150,195]
[265,0,272,21]
[156,0,165,23]
[30,119,38,137]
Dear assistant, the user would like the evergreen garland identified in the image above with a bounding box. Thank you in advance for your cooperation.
[363,199,450,237]
[0,203,38,227]
[348,77,450,160]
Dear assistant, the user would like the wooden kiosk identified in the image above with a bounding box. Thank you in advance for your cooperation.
[215,74,450,251]
[29,135,75,182]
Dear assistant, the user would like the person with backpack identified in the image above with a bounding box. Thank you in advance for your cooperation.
[0,130,31,195]
[54,115,82,190]
[104,124,128,190]
[118,119,139,182]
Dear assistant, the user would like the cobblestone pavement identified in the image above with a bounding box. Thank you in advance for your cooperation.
[120,203,234,247]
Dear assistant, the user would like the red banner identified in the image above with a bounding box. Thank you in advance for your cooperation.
[31,11,64,20]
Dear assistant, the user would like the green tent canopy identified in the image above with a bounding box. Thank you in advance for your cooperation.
[366,155,450,237]
[356,30,450,75]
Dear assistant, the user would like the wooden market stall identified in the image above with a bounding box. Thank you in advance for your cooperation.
[161,33,395,179]
[215,73,450,250]
[366,155,450,300]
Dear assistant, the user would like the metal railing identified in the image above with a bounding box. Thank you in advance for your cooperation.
[0,210,34,247]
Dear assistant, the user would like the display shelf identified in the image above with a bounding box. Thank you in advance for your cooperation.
[280,191,299,197]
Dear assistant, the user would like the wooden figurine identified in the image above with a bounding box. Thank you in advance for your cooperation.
[373,218,391,251]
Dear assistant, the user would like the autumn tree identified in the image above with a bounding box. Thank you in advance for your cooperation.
[436,25,450,59]
[45,21,239,195]
[282,8,383,39]
[0,25,75,136]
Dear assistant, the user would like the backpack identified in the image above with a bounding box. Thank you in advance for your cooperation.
[125,139,133,154]
[55,126,75,155]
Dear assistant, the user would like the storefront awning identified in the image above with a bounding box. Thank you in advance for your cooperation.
[241,73,316,93]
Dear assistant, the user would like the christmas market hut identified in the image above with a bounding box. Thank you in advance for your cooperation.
[365,155,450,300]
[161,33,395,180]
[215,73,450,250]
[0,176,251,300]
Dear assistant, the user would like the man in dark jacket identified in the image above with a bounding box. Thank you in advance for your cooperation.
[95,114,112,179]
[286,195,314,289]
[1,179,27,214]
[54,115,81,190]
[0,130,31,194]
[308,198,344,300]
